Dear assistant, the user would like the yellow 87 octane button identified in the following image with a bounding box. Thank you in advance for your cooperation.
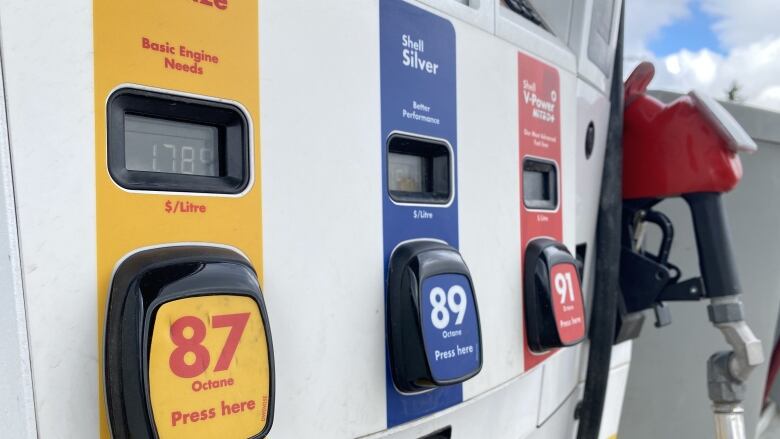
[150,295,271,438]
[105,247,274,439]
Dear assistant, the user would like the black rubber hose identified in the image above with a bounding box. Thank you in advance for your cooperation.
[576,3,625,439]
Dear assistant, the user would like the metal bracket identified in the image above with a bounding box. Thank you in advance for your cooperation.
[660,277,705,301]
[618,206,712,333]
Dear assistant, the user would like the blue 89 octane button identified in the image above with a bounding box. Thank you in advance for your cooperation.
[420,273,481,382]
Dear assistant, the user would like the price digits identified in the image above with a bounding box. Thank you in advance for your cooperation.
[152,143,216,175]
[430,285,467,330]
[168,313,250,378]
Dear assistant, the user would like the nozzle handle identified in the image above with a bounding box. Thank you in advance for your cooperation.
[684,192,741,298]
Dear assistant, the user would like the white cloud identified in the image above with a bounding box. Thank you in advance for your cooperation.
[624,0,780,112]
[643,38,780,112]
[751,86,780,110]
[664,56,682,75]
[701,0,780,48]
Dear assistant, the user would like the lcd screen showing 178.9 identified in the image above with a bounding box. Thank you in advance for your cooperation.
[124,115,219,177]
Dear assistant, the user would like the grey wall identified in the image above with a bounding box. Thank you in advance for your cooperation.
[619,93,780,439]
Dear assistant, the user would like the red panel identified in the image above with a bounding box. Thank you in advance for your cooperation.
[518,52,563,371]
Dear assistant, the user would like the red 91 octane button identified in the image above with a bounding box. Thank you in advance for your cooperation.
[549,263,586,344]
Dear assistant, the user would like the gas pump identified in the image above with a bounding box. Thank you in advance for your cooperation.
[618,62,764,439]
[0,0,630,437]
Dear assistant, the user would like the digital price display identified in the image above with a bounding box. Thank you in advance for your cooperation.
[125,115,219,177]
[386,135,451,204]
[523,158,558,210]
[107,88,250,194]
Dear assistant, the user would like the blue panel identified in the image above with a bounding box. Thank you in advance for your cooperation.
[380,0,460,428]
[420,274,480,382]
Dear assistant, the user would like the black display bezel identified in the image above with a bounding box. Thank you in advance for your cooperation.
[387,134,452,205]
[522,157,559,210]
[107,88,250,194]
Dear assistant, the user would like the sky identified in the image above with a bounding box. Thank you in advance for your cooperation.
[624,0,780,111]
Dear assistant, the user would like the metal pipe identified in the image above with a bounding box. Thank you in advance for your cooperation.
[713,405,746,439]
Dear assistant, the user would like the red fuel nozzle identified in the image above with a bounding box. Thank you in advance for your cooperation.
[619,63,763,439]
[621,61,756,299]
[622,62,756,201]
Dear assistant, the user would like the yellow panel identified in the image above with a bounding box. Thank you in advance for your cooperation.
[94,1,261,437]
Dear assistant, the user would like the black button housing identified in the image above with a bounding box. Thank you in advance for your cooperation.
[387,240,482,393]
[524,238,587,352]
[103,246,275,439]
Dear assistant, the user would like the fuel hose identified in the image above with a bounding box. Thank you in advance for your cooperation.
[576,3,624,438]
